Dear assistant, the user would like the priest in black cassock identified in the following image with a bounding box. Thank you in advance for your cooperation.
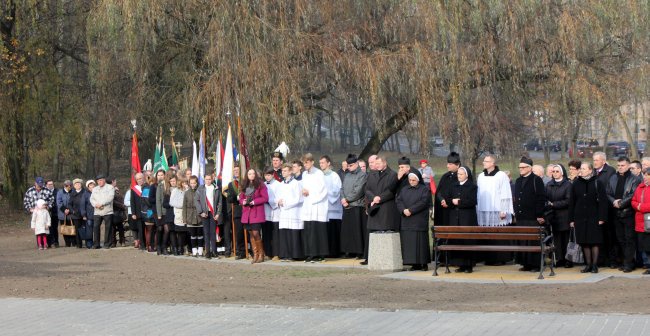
[363,156,399,265]
[513,156,547,272]
[434,152,461,227]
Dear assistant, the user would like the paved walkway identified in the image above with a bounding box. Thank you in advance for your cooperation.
[2,297,649,335]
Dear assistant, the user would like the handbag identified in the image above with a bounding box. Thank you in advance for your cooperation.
[565,227,584,264]
[59,217,76,236]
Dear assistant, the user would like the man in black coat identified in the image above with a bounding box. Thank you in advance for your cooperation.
[593,151,619,267]
[363,156,399,264]
[513,157,547,272]
[435,152,461,227]
[606,156,642,272]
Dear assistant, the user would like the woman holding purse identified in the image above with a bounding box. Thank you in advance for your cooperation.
[568,163,608,273]
[631,167,650,275]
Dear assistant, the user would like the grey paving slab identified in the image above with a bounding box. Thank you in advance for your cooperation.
[1,297,650,335]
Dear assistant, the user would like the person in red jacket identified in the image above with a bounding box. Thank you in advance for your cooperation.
[631,167,650,275]
[240,169,269,264]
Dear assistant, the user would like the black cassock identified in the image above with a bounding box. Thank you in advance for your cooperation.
[365,168,400,232]
[434,171,457,227]
[513,174,546,268]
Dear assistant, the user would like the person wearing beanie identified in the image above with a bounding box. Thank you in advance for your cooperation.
[513,156,547,272]
[418,159,434,185]
[396,156,423,196]
[340,154,367,259]
[435,152,461,228]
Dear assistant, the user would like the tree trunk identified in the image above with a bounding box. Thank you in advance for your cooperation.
[359,106,416,160]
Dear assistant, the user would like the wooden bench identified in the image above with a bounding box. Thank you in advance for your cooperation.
[432,226,555,279]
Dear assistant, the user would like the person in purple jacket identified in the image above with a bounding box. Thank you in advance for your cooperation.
[240,169,269,264]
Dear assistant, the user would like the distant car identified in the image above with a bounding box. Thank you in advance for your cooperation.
[607,141,630,156]
[543,140,562,152]
[636,141,646,157]
[523,139,541,151]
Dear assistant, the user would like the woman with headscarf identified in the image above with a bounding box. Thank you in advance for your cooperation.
[545,164,573,267]
[569,162,608,273]
[445,166,478,273]
[396,172,433,271]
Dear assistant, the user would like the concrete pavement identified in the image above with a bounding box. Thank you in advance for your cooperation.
[2,297,649,335]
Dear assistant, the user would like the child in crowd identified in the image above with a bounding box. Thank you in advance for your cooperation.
[31,199,51,250]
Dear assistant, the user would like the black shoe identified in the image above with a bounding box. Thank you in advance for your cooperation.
[465,267,473,273]
[234,255,244,260]
[455,267,467,273]
[304,256,313,263]
[224,253,232,258]
[564,261,574,268]
[156,248,162,255]
[421,265,429,272]
[518,266,531,272]
[643,270,650,275]
[581,265,592,273]
[206,252,212,259]
[610,263,621,269]
[591,265,599,273]
[529,268,540,272]
[360,260,368,265]
[623,267,635,273]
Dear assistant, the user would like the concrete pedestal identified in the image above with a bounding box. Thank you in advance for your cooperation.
[368,232,403,271]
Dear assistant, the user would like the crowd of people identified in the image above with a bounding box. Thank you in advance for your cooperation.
[22,150,650,275]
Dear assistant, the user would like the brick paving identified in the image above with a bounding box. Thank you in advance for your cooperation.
[2,297,649,335]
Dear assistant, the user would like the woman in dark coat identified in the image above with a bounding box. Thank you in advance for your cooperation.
[396,173,432,271]
[569,162,608,273]
[446,166,478,273]
[69,178,87,249]
[545,164,572,267]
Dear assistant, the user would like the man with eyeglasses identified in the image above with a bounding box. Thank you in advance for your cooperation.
[513,157,547,272]
[476,154,514,265]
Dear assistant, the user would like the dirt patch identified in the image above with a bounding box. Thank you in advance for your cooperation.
[1,204,649,313]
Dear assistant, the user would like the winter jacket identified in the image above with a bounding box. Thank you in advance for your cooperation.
[606,170,642,218]
[31,209,51,235]
[56,188,72,220]
[341,168,367,208]
[545,178,572,231]
[69,189,87,220]
[239,183,269,224]
[365,167,400,231]
[183,188,200,226]
[631,182,650,233]
[90,184,115,216]
[196,183,223,222]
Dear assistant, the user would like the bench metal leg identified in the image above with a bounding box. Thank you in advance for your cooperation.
[538,241,545,279]
[444,251,451,274]
[432,247,439,276]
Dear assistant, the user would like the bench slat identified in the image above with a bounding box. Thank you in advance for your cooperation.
[433,226,542,234]
[436,245,542,252]
[435,233,541,240]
